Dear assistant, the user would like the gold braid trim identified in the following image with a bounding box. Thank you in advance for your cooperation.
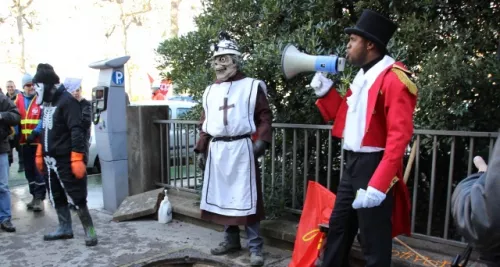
[391,65,418,96]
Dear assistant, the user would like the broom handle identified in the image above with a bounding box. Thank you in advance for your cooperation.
[394,141,439,266]
[395,237,438,267]
[404,140,418,184]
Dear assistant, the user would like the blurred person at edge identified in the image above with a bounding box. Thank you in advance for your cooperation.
[0,88,21,232]
[63,78,91,164]
[5,80,24,172]
[151,84,165,100]
[452,136,500,267]
[14,74,46,212]
[451,41,500,267]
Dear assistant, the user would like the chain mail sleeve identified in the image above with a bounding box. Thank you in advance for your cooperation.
[452,134,500,251]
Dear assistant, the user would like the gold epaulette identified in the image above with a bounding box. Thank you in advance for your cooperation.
[391,65,418,96]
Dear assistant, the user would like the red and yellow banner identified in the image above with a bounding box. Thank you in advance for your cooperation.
[289,181,336,267]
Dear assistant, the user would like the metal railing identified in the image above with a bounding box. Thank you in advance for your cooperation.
[154,119,498,245]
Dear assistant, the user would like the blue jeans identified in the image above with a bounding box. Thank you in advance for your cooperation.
[0,153,11,223]
[22,144,46,199]
[225,222,263,253]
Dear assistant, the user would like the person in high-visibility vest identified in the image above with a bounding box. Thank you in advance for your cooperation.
[14,73,45,212]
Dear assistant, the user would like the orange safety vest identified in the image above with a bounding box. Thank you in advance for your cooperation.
[15,94,42,145]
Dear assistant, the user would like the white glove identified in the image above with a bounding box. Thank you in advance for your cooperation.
[310,72,333,97]
[352,186,386,209]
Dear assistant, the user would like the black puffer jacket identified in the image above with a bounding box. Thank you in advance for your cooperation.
[0,92,21,154]
[80,98,92,144]
[41,85,85,157]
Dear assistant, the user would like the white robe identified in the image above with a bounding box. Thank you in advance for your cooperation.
[200,78,266,217]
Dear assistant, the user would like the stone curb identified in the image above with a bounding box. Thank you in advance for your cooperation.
[166,189,485,267]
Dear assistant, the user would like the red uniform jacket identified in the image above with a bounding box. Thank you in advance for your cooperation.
[316,62,418,237]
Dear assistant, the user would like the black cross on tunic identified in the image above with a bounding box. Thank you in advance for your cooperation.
[219,97,235,126]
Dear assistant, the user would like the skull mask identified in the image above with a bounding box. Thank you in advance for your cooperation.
[210,32,241,82]
[34,83,45,105]
[212,54,238,82]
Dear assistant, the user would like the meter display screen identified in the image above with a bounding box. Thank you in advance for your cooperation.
[91,86,109,125]
[95,89,104,100]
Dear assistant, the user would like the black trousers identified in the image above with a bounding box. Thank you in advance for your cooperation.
[321,150,394,267]
[45,156,87,209]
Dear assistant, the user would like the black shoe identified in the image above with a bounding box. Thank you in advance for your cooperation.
[1,220,16,232]
[27,197,35,210]
[18,163,24,173]
[250,251,265,266]
[32,199,44,212]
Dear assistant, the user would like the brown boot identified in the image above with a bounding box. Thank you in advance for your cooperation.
[210,232,241,255]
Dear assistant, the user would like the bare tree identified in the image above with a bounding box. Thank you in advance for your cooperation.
[100,0,152,96]
[9,0,34,73]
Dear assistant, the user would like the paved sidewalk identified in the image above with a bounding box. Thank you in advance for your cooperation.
[0,177,291,267]
[8,149,28,188]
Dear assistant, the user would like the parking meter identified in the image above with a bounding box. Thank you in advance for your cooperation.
[91,86,108,125]
[88,56,130,213]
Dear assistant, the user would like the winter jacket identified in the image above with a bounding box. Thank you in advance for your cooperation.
[6,90,21,102]
[40,85,85,157]
[0,92,21,154]
[80,98,92,143]
[452,133,500,254]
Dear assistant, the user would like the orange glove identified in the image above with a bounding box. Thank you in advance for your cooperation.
[71,152,87,179]
[36,144,44,174]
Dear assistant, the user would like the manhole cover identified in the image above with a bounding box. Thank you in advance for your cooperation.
[129,248,237,267]
[141,256,225,267]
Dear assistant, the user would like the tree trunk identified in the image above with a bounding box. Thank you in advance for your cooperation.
[119,3,132,97]
[16,3,25,73]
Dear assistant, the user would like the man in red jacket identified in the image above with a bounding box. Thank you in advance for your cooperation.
[312,10,418,267]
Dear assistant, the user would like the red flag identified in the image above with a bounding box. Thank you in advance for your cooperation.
[289,181,336,267]
[147,73,154,84]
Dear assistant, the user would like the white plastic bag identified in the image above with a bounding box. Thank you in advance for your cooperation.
[158,189,173,224]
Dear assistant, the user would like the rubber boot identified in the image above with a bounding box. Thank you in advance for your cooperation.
[76,205,98,246]
[210,231,242,255]
[44,206,74,240]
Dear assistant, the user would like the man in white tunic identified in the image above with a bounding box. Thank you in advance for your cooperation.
[194,32,272,267]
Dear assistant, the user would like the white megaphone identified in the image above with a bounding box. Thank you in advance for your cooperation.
[281,44,346,80]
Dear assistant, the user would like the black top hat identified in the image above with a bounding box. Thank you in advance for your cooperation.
[344,9,397,52]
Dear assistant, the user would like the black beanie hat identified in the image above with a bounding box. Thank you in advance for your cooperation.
[33,63,60,85]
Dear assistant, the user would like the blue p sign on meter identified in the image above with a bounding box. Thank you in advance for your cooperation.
[112,70,125,85]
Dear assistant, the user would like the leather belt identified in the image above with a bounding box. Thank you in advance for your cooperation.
[211,134,251,142]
